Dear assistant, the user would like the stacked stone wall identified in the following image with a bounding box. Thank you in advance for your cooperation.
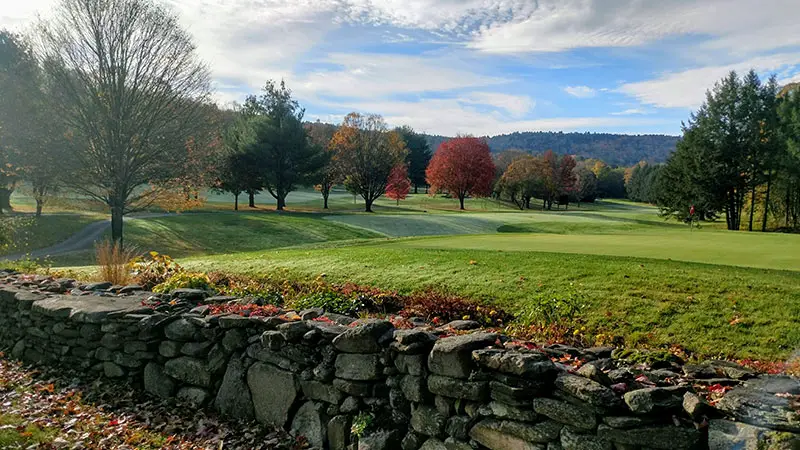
[0,276,798,450]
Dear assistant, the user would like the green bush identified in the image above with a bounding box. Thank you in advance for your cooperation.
[0,255,51,274]
[152,271,213,294]
[522,286,586,327]
[290,291,365,316]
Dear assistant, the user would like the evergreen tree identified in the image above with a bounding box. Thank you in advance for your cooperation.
[396,126,432,193]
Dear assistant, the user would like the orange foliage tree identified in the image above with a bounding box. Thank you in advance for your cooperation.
[330,113,407,212]
[425,137,495,210]
[386,164,411,205]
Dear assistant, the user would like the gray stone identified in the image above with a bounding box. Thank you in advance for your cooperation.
[158,340,182,358]
[358,430,402,450]
[300,307,324,320]
[328,415,351,450]
[682,392,711,420]
[164,318,198,341]
[218,315,251,329]
[473,349,556,379]
[85,282,112,291]
[392,329,438,354]
[335,353,382,380]
[332,319,393,353]
[533,398,596,431]
[214,354,254,420]
[443,438,471,450]
[560,427,611,450]
[489,401,537,422]
[601,416,657,429]
[261,331,286,350]
[247,362,297,426]
[222,328,248,352]
[401,375,429,403]
[333,378,377,397]
[446,416,473,440]
[144,362,177,398]
[181,341,213,357]
[469,420,546,450]
[596,424,700,449]
[11,340,25,359]
[499,420,563,444]
[411,405,447,437]
[419,438,447,450]
[340,396,359,413]
[623,386,687,414]
[395,353,427,376]
[428,333,498,379]
[575,363,613,386]
[708,419,800,450]
[177,386,210,407]
[103,362,125,378]
[163,357,211,387]
[554,374,623,412]
[170,288,208,300]
[402,431,425,450]
[79,323,102,340]
[716,378,800,432]
[300,380,345,404]
[100,333,124,350]
[443,320,480,330]
[291,401,326,449]
[278,321,312,342]
[123,340,148,354]
[427,374,488,402]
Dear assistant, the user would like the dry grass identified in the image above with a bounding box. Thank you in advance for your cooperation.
[94,240,139,285]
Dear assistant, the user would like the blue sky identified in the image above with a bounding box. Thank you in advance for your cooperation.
[4,0,800,136]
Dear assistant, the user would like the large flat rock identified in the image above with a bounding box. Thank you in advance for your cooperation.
[29,295,147,323]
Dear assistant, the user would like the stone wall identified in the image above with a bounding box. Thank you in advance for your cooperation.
[0,274,798,450]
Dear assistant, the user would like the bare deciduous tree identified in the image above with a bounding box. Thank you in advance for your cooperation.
[36,0,211,244]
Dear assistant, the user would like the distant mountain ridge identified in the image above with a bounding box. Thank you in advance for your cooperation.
[423,131,679,166]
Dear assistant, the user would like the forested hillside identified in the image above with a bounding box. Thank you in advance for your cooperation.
[424,131,679,166]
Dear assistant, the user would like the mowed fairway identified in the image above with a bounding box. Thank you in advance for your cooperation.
[42,197,800,361]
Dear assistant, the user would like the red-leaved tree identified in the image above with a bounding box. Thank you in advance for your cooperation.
[426,137,496,210]
[386,164,411,205]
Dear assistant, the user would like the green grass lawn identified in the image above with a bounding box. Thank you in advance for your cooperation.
[183,244,800,360]
[119,211,382,258]
[1,213,103,257]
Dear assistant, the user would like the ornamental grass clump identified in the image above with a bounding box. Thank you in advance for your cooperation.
[94,240,138,285]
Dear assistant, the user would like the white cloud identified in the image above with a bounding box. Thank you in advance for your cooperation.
[468,0,800,55]
[611,109,647,116]
[291,53,507,100]
[618,53,800,109]
[564,86,596,98]
[460,92,535,117]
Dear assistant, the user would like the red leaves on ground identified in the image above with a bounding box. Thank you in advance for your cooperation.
[206,303,282,317]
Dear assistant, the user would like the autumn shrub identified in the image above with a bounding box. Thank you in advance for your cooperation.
[131,251,183,290]
[95,240,138,285]
[152,271,213,294]
[399,288,512,327]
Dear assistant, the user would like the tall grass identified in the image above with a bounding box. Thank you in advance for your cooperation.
[94,240,138,285]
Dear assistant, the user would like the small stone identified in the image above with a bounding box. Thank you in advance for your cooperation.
[163,357,211,387]
[301,380,345,404]
[499,420,562,444]
[103,362,125,378]
[159,340,182,358]
[532,398,596,431]
[401,375,429,403]
[177,386,210,407]
[473,349,556,379]
[332,319,393,353]
[560,427,611,450]
[442,320,480,330]
[682,392,711,420]
[144,362,176,398]
[419,438,447,450]
[335,353,382,380]
[428,374,488,402]
[181,341,213,357]
[411,405,447,437]
[328,415,351,450]
[623,386,687,414]
[428,333,498,379]
[469,419,545,450]
[596,424,700,449]
[554,374,623,412]
[300,307,324,320]
[576,363,613,386]
[489,401,537,422]
[164,318,199,341]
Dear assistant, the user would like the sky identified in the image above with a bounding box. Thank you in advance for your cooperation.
[3,0,800,137]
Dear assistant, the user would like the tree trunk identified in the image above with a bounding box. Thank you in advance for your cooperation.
[323,192,329,209]
[35,199,44,217]
[248,191,255,208]
[761,171,772,232]
[277,195,286,211]
[748,185,756,231]
[414,185,418,194]
[458,195,465,210]
[364,197,373,213]
[234,193,239,211]
[111,204,124,247]
[0,188,12,214]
